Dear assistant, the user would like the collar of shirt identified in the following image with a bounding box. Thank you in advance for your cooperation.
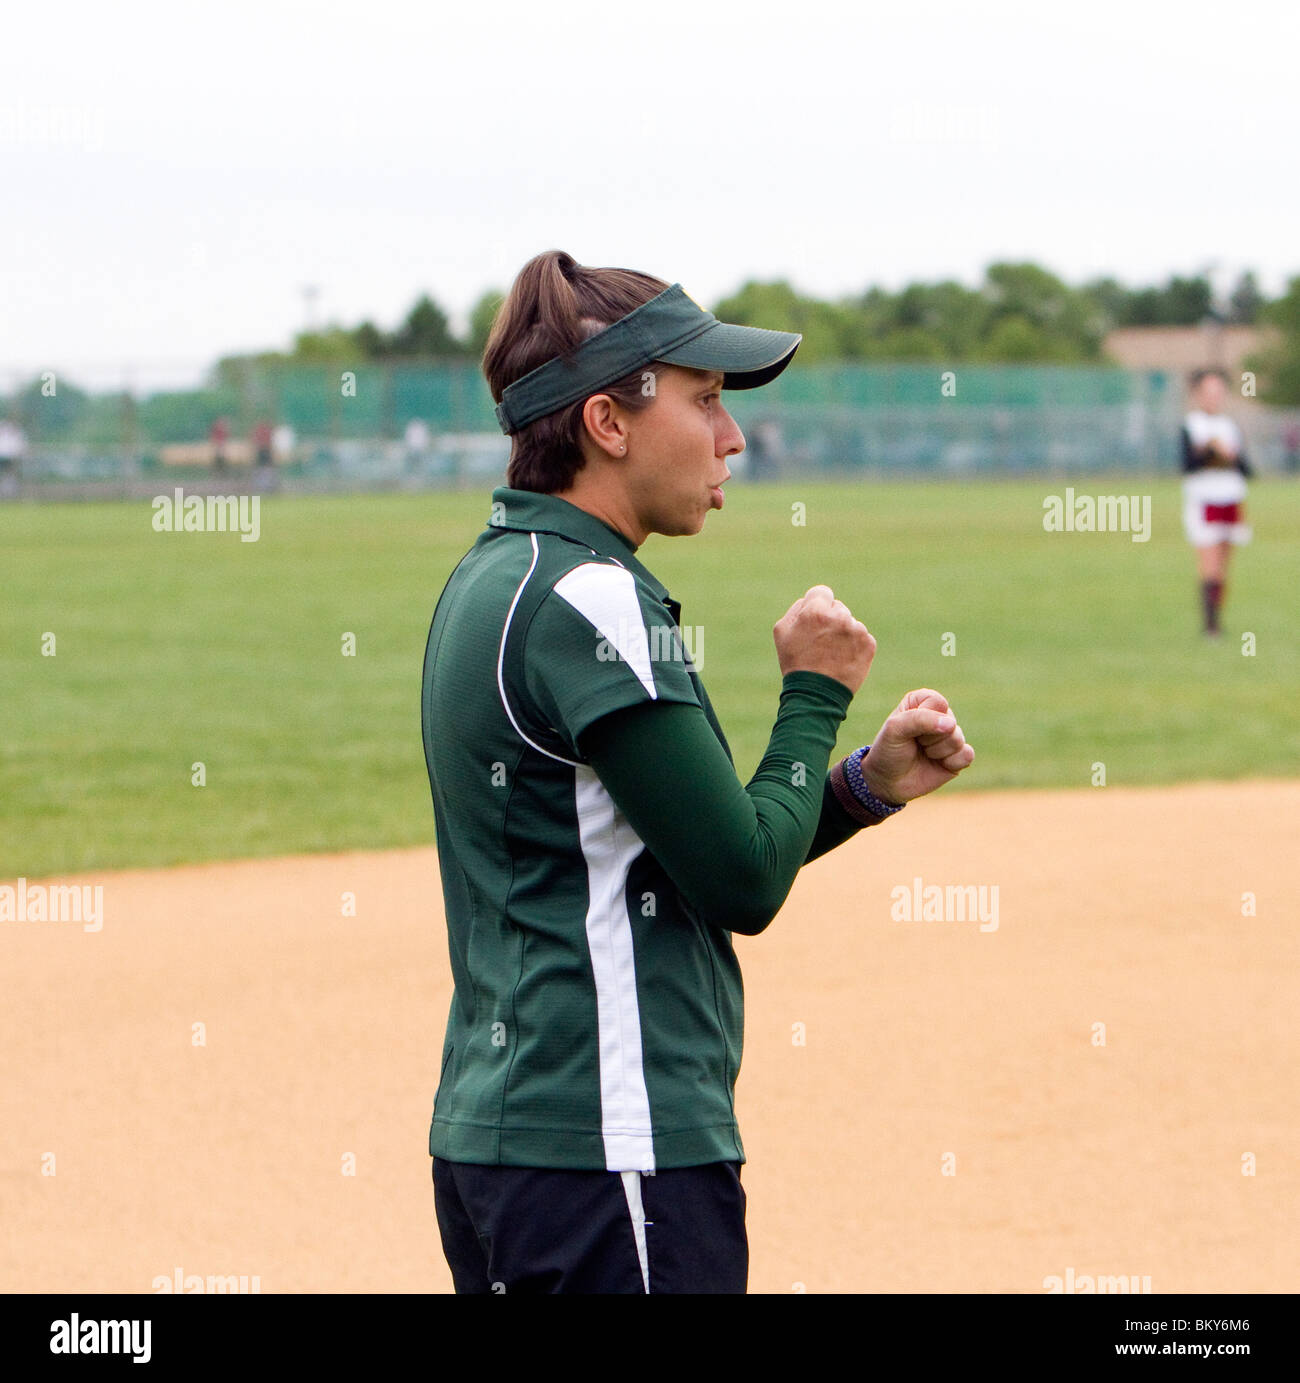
[486,485,681,621]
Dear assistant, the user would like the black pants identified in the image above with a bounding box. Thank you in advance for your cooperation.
[432,1156,748,1294]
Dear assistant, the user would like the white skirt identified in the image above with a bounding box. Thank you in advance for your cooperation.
[1182,469,1251,546]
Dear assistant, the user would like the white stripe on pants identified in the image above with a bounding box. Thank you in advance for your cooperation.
[621,1170,651,1293]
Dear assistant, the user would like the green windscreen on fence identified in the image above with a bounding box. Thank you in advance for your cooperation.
[4,360,1269,481]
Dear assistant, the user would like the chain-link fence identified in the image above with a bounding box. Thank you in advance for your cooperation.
[2,361,1297,499]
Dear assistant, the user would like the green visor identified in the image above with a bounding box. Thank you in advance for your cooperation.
[494,283,801,434]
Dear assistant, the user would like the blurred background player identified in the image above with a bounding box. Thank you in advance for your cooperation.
[404,415,431,475]
[0,414,26,498]
[272,420,296,467]
[1180,367,1252,637]
[253,418,274,469]
[210,415,230,473]
[252,417,278,492]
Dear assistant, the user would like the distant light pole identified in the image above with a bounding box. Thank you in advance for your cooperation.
[1196,259,1225,369]
[301,284,320,332]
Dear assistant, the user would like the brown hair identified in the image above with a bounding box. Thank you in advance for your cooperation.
[482,250,669,492]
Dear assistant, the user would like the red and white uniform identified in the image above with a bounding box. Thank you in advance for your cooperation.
[1181,409,1252,547]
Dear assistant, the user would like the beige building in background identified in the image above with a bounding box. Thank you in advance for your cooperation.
[1103,324,1297,468]
[1103,324,1279,402]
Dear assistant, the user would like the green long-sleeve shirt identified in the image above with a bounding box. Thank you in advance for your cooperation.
[579,679,865,935]
[422,486,871,1173]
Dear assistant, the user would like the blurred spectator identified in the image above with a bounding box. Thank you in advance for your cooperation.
[0,416,26,497]
[252,419,276,493]
[747,417,783,481]
[272,422,296,465]
[210,416,230,472]
[1283,422,1300,476]
[253,420,274,468]
[405,416,432,472]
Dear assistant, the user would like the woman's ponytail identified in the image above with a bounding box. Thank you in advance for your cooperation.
[482,250,669,493]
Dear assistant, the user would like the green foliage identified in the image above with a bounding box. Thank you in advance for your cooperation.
[1108,275,1213,327]
[352,320,387,357]
[467,290,505,359]
[389,294,460,357]
[290,325,365,362]
[718,262,1119,364]
[8,374,93,439]
[873,326,947,361]
[1245,275,1300,404]
[980,315,1052,361]
[1228,270,1264,326]
[1080,276,1131,328]
[135,388,242,443]
[206,295,471,373]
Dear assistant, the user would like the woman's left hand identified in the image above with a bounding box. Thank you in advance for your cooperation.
[860,688,975,805]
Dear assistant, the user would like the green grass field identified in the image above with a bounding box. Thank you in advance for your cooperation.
[4,476,1298,877]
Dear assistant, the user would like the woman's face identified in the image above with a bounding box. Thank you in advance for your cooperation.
[623,365,745,538]
[1195,374,1227,414]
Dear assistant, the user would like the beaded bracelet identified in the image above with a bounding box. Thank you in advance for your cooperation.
[842,744,905,819]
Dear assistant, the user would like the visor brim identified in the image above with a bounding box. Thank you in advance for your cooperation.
[655,321,801,389]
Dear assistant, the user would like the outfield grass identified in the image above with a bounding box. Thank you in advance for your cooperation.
[4,476,1298,876]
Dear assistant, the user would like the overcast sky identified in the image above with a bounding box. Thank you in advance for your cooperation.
[5,0,1298,390]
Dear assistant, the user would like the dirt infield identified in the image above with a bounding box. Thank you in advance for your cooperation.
[4,780,1298,1295]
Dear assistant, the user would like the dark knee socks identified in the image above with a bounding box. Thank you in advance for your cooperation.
[1201,579,1224,632]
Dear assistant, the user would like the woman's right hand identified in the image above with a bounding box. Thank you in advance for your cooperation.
[773,585,876,696]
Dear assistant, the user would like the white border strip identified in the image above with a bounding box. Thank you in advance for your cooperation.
[621,1171,651,1294]
[496,531,583,767]
[575,764,655,1176]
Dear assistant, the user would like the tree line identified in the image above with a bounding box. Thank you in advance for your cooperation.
[208,261,1300,401]
[7,263,1300,436]
[247,263,1268,368]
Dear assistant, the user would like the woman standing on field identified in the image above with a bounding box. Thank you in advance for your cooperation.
[420,249,975,1293]
[1181,367,1253,637]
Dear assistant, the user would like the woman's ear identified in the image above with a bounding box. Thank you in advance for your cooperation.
[580,394,628,459]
